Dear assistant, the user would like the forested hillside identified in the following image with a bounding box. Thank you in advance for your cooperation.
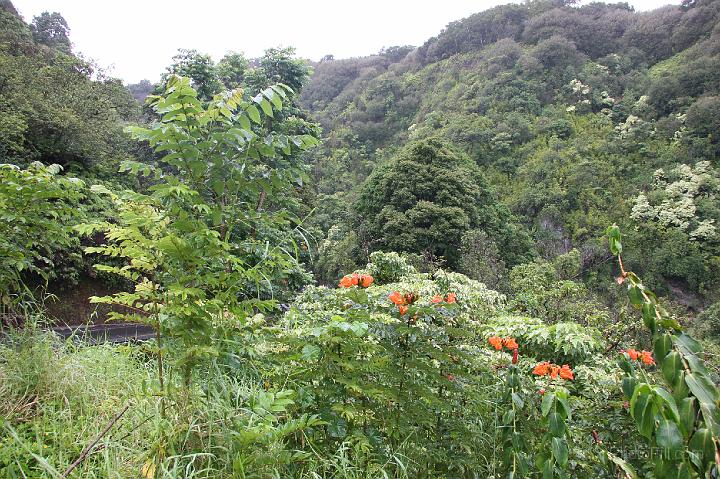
[302,0,720,312]
[3,0,720,477]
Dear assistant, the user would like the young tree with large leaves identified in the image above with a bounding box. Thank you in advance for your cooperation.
[80,76,319,388]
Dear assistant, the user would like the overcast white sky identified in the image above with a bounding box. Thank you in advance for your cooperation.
[12,0,678,84]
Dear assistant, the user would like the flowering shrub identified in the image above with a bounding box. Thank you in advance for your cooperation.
[365,251,417,284]
[484,332,578,477]
[630,162,718,240]
[482,316,602,363]
[274,263,501,474]
[269,246,677,476]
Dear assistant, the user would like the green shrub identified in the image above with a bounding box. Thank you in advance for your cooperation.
[365,251,417,285]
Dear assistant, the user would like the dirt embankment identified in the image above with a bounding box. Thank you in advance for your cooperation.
[45,276,120,326]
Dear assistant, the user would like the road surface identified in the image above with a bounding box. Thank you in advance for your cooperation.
[51,322,155,344]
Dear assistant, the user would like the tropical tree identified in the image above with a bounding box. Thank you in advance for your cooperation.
[356,138,532,268]
[30,11,71,52]
[163,49,223,101]
[80,75,319,387]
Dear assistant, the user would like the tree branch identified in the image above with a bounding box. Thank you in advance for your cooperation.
[61,403,130,478]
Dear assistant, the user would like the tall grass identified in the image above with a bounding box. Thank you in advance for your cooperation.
[0,322,156,477]
[0,324,410,478]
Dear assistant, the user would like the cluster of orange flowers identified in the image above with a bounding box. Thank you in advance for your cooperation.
[624,349,655,366]
[339,273,374,288]
[488,336,519,351]
[431,293,457,304]
[388,291,419,315]
[486,336,575,382]
[488,336,519,364]
[532,362,574,380]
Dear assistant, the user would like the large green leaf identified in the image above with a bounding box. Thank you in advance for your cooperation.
[642,302,657,331]
[551,437,568,466]
[630,384,651,420]
[674,334,702,355]
[555,394,571,420]
[628,286,644,305]
[541,392,555,416]
[259,97,274,117]
[607,224,622,255]
[631,385,655,438]
[688,428,715,465]
[640,399,656,439]
[678,397,697,438]
[654,386,680,423]
[246,104,261,124]
[656,419,683,451]
[541,458,554,479]
[685,373,718,409]
[622,376,637,400]
[672,371,691,403]
[654,334,672,363]
[237,114,251,131]
[605,451,638,479]
[548,413,565,437]
[264,88,283,109]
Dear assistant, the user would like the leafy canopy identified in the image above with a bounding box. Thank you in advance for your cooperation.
[357,138,532,268]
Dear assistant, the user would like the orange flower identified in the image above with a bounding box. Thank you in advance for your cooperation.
[625,348,655,366]
[489,336,503,351]
[340,273,374,288]
[398,305,408,316]
[559,364,574,380]
[431,295,443,303]
[626,349,640,361]
[358,274,374,288]
[512,348,518,365]
[533,361,551,376]
[533,361,573,381]
[446,293,457,303]
[641,350,655,366]
[503,337,518,350]
[389,291,404,306]
[339,274,357,288]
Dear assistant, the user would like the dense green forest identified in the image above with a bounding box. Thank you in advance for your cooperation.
[302,0,720,304]
[2,0,720,477]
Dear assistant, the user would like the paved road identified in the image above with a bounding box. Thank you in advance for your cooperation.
[51,322,155,344]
